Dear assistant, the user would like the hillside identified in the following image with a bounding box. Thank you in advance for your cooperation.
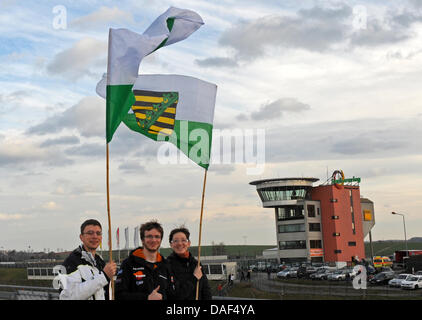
[93,244,275,261]
[364,241,422,257]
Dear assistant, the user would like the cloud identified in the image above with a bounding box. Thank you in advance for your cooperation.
[265,117,422,163]
[0,137,73,167]
[47,38,107,80]
[27,96,105,138]
[409,0,422,9]
[42,201,59,210]
[218,5,352,60]
[40,135,80,148]
[331,137,403,155]
[64,143,105,158]
[208,164,236,175]
[0,213,24,221]
[204,4,422,62]
[238,98,310,121]
[70,6,134,30]
[118,160,146,173]
[195,57,239,68]
[350,18,411,47]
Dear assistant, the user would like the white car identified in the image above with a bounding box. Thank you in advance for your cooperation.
[388,274,412,288]
[401,275,422,290]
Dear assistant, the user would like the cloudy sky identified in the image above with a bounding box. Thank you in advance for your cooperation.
[1,0,422,252]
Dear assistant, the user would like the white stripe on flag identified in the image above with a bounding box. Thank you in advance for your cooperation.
[132,74,217,125]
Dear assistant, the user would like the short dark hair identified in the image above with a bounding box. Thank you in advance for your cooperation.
[140,220,163,240]
[169,226,190,243]
[80,219,102,235]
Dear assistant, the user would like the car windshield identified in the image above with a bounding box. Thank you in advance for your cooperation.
[408,276,420,281]
[397,274,408,279]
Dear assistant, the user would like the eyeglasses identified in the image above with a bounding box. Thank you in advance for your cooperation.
[83,231,102,236]
[171,239,188,244]
[144,235,161,240]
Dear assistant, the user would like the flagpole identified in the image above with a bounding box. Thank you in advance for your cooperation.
[196,169,208,300]
[106,143,115,300]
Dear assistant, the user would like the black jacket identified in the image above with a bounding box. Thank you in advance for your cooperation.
[167,251,212,300]
[115,247,176,300]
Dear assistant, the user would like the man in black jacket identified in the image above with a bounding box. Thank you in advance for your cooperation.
[167,226,212,300]
[115,220,175,300]
[59,219,116,300]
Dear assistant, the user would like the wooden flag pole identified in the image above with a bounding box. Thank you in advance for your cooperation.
[106,143,114,300]
[196,169,208,300]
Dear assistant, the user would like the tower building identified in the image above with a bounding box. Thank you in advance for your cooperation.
[250,173,374,265]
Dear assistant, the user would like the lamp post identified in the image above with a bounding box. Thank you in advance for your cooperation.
[391,212,408,256]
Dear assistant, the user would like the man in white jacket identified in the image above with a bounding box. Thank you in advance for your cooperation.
[59,219,116,300]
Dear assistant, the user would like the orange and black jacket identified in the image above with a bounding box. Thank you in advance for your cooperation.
[115,247,176,300]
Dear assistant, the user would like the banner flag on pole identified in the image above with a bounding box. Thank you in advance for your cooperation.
[96,7,204,143]
[124,227,129,250]
[134,226,140,248]
[123,74,217,169]
[116,227,120,249]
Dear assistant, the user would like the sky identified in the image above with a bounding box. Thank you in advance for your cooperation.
[1,0,422,252]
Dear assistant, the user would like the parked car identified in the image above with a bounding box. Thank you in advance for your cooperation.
[369,271,395,285]
[278,264,288,271]
[388,274,413,288]
[327,270,347,281]
[366,265,377,275]
[327,268,356,281]
[310,267,336,280]
[415,271,422,276]
[401,275,422,290]
[286,267,299,278]
[277,268,291,279]
[297,266,318,278]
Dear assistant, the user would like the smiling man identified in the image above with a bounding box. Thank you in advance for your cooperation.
[59,219,117,300]
[115,220,176,300]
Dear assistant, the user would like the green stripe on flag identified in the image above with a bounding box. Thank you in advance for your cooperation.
[122,113,213,169]
[106,85,135,143]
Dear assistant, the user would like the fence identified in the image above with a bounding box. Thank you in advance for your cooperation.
[0,284,59,300]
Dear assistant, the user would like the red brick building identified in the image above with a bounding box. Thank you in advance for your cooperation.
[310,185,365,263]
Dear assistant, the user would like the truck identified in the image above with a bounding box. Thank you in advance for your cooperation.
[394,250,422,267]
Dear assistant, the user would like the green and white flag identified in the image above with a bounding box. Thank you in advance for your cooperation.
[98,7,204,143]
[123,74,217,170]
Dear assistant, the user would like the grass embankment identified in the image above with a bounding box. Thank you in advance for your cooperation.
[0,268,51,287]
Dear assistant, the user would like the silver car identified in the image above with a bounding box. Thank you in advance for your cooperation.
[388,274,412,288]
[276,268,291,279]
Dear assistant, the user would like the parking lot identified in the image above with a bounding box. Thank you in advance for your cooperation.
[246,264,422,299]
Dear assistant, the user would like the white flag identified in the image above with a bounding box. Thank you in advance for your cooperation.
[134,226,140,248]
[96,6,204,99]
[124,227,129,250]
